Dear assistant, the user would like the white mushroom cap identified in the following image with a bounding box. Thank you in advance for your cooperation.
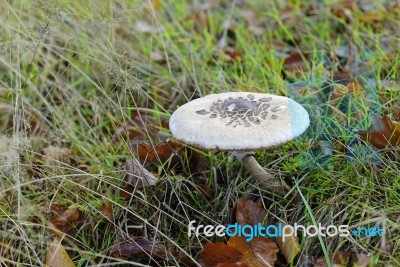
[170,92,310,151]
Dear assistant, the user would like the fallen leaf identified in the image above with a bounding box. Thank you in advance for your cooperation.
[47,204,85,234]
[314,251,352,267]
[330,0,357,23]
[228,236,279,267]
[330,81,365,100]
[235,198,266,226]
[109,236,194,266]
[199,242,243,266]
[199,198,279,267]
[109,236,164,259]
[45,238,76,267]
[283,53,309,75]
[134,138,184,164]
[186,11,209,32]
[357,115,400,149]
[100,200,113,221]
[276,223,302,263]
[113,110,166,141]
[132,138,207,173]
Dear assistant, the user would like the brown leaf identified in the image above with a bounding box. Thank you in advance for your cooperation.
[186,11,210,32]
[228,236,279,267]
[330,0,357,23]
[47,204,85,234]
[276,223,302,263]
[283,53,309,74]
[200,199,279,267]
[109,236,194,266]
[217,263,248,267]
[330,81,365,100]
[134,138,184,164]
[357,116,400,149]
[113,111,164,141]
[45,238,76,267]
[100,200,113,221]
[235,198,266,226]
[132,138,207,173]
[314,251,352,267]
[199,242,243,266]
[109,236,164,259]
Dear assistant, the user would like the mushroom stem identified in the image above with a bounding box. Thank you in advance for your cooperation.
[233,151,290,195]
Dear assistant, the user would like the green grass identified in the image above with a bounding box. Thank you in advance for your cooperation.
[0,0,399,266]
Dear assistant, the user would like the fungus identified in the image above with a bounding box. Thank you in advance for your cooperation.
[169,92,310,195]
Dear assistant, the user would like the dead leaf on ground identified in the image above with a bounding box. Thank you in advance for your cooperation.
[283,53,310,76]
[186,10,210,32]
[113,110,168,141]
[132,138,207,173]
[228,236,279,267]
[100,200,113,221]
[357,115,400,149]
[330,81,365,100]
[314,251,352,267]
[330,0,357,23]
[235,198,266,226]
[199,198,279,267]
[276,223,301,263]
[109,236,194,266]
[45,238,76,267]
[199,242,244,266]
[109,236,164,259]
[44,204,85,235]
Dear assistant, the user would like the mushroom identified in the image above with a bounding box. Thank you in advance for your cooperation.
[169,92,310,195]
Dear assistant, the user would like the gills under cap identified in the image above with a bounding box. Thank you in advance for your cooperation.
[170,92,310,151]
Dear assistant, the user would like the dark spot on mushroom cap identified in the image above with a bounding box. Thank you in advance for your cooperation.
[196,109,210,115]
[259,97,272,102]
[271,106,282,112]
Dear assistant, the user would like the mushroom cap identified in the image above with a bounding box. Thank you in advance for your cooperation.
[170,92,310,151]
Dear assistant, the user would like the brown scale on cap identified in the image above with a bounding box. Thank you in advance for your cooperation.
[195,94,282,127]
